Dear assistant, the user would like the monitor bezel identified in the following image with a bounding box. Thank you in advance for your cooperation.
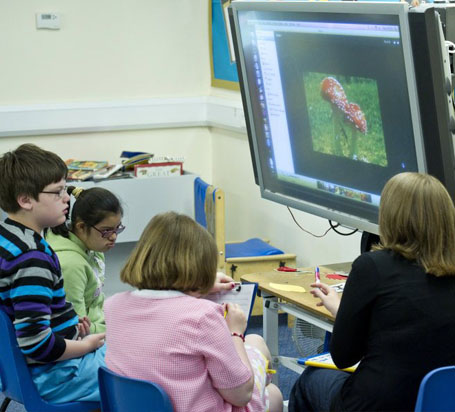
[230,1,427,234]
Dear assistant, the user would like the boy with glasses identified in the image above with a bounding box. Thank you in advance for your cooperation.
[0,144,105,403]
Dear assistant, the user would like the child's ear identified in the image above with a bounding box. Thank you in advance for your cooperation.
[74,221,86,233]
[17,194,33,211]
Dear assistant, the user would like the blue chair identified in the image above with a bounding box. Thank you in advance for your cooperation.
[0,309,100,412]
[194,177,296,266]
[194,177,297,315]
[98,366,173,412]
[414,366,455,412]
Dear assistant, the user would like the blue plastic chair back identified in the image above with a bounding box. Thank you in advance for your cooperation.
[194,178,284,259]
[98,366,174,412]
[415,366,455,412]
[0,308,100,412]
[194,177,211,229]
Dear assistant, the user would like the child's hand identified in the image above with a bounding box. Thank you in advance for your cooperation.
[223,303,247,335]
[310,282,341,317]
[82,333,105,351]
[77,316,91,338]
[210,272,236,293]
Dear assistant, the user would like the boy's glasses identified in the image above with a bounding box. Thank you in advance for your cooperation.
[40,186,68,199]
[91,224,126,239]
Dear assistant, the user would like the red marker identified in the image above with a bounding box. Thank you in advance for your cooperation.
[277,266,298,272]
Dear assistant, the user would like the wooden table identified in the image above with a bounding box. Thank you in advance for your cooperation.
[241,262,351,381]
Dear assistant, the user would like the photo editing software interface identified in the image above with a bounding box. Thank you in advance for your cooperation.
[238,9,423,225]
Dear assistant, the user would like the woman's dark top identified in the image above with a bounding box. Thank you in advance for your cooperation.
[331,249,455,412]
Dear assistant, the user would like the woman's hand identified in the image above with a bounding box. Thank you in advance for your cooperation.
[223,302,247,335]
[210,272,236,293]
[310,282,341,317]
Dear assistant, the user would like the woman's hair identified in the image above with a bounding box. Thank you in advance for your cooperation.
[121,211,218,294]
[51,186,123,238]
[375,172,455,276]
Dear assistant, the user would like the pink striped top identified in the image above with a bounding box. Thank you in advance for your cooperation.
[104,290,255,412]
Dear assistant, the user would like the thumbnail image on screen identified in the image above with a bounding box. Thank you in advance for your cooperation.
[304,72,387,166]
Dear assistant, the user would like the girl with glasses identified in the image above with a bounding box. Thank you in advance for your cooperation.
[46,186,124,333]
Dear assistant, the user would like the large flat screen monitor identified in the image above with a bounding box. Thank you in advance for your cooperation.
[230,1,453,234]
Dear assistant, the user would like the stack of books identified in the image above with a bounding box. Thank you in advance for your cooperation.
[66,160,123,181]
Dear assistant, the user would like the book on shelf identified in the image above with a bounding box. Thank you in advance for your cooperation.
[149,156,185,163]
[134,156,185,178]
[121,153,154,171]
[67,169,97,181]
[134,162,183,178]
[92,164,124,181]
[65,159,112,181]
[65,159,108,171]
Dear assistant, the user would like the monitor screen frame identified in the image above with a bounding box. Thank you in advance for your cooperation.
[230,1,427,235]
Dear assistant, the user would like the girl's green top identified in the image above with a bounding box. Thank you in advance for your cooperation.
[46,230,106,333]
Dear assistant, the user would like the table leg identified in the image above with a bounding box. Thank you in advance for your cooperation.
[263,296,280,384]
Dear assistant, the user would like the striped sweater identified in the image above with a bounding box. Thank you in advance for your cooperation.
[0,218,79,365]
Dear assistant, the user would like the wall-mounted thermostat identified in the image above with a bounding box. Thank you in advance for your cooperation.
[36,13,61,30]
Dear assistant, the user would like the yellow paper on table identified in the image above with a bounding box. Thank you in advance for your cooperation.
[269,283,306,293]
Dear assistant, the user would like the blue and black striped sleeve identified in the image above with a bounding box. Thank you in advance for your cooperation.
[6,249,78,362]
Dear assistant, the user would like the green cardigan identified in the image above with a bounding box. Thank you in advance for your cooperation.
[46,231,106,333]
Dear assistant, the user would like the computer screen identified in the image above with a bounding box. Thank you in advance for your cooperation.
[230,1,428,234]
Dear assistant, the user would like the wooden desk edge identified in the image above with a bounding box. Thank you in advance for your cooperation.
[240,264,351,321]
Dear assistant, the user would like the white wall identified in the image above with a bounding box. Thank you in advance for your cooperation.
[0,0,213,178]
[0,0,362,271]
[0,0,210,104]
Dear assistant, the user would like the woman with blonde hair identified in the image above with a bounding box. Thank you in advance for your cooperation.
[289,172,455,412]
[104,212,283,412]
